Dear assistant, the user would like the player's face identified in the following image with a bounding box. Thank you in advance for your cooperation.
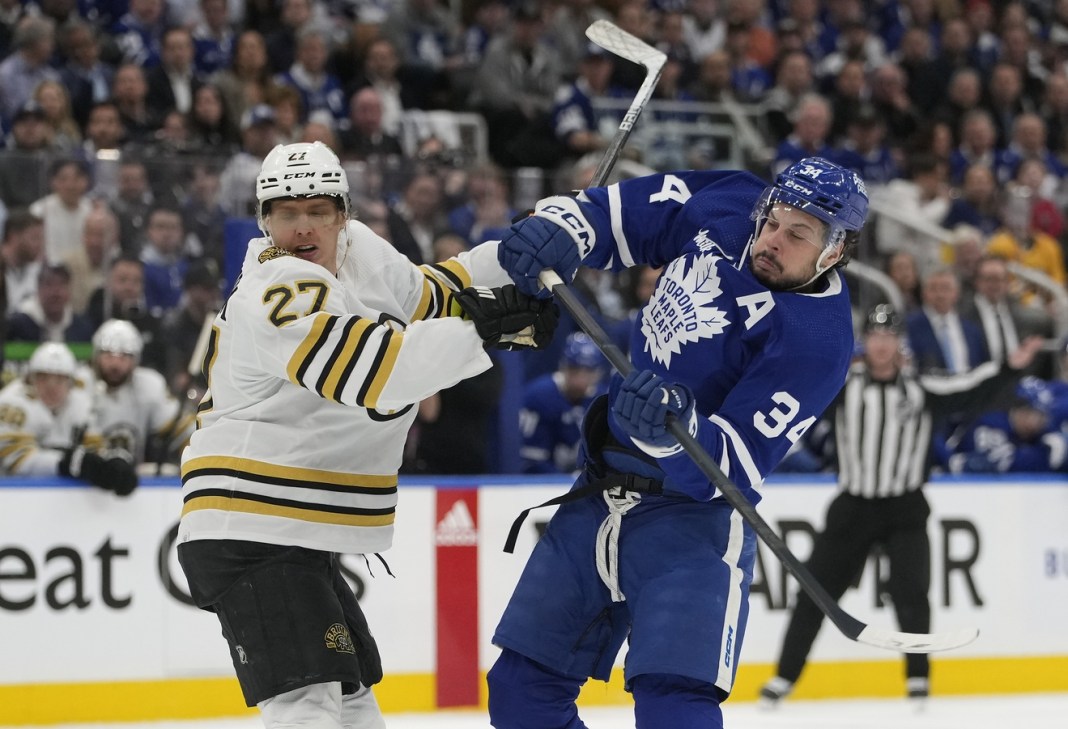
[750,205,840,290]
[561,365,602,402]
[267,197,345,274]
[96,351,137,388]
[32,373,72,411]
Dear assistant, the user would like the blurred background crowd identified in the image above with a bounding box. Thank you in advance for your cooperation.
[4,0,1068,478]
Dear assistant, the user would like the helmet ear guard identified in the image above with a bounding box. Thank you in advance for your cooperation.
[255,141,351,235]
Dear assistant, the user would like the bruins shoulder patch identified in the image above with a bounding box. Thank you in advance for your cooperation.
[258,246,294,264]
[324,623,355,654]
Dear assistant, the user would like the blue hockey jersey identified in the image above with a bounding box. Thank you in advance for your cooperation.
[519,372,606,474]
[540,170,855,502]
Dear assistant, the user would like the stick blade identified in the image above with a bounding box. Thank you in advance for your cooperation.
[586,19,666,69]
[855,625,979,653]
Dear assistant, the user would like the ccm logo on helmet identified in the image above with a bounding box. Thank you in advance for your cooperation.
[283,172,316,179]
[782,178,814,195]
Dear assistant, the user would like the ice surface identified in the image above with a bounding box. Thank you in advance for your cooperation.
[3,693,1065,729]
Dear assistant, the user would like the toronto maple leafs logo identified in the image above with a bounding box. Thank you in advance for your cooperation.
[641,254,730,367]
[692,229,734,260]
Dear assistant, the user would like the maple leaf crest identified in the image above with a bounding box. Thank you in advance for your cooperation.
[640,254,730,368]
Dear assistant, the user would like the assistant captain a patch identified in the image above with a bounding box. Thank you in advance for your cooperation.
[325,623,355,654]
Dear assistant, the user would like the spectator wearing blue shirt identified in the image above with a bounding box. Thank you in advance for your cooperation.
[112,0,167,68]
[274,28,346,124]
[770,92,834,175]
[192,0,236,75]
[829,104,899,186]
[550,42,615,161]
[942,163,1002,236]
[139,206,189,317]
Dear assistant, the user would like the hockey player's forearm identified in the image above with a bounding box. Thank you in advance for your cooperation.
[654,416,766,502]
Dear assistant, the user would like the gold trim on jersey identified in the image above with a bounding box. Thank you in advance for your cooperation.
[320,317,376,401]
[181,455,398,488]
[258,246,294,263]
[413,261,472,321]
[0,433,33,473]
[287,312,334,385]
[361,330,402,409]
[432,260,471,290]
[181,495,395,527]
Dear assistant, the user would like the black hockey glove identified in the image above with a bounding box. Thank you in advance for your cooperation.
[59,448,139,496]
[452,284,559,351]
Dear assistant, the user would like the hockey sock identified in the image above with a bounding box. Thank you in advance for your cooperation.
[632,673,723,729]
[487,648,589,729]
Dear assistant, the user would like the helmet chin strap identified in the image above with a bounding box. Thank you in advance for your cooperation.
[335,223,351,272]
[788,244,841,292]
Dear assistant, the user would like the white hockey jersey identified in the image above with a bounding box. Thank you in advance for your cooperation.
[0,378,94,476]
[78,365,194,465]
[179,220,510,554]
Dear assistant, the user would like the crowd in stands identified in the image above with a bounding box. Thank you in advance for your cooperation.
[4,0,1068,478]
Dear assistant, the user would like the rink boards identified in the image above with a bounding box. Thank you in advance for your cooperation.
[0,474,1066,724]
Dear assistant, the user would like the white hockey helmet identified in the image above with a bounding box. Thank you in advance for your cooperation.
[27,342,77,378]
[92,319,144,362]
[255,141,350,233]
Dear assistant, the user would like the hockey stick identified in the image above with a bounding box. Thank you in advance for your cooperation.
[153,308,215,474]
[582,19,667,186]
[529,22,979,655]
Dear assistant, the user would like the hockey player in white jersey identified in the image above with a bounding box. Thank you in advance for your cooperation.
[80,318,194,471]
[176,141,557,729]
[0,342,137,494]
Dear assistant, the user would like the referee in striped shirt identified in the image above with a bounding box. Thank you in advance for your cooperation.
[760,305,1042,706]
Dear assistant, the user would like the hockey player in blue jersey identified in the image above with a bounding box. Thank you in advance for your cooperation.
[487,157,868,729]
[520,332,608,474]
[946,377,1068,473]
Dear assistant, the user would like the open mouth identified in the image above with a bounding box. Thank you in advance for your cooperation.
[294,244,317,259]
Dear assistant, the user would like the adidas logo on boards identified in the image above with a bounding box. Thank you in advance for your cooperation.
[436,499,478,546]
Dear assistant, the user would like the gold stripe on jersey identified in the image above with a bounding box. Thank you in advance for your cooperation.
[431,260,471,290]
[195,394,213,429]
[203,326,220,389]
[182,454,398,489]
[286,312,337,385]
[181,495,395,527]
[0,434,33,471]
[360,329,403,409]
[319,316,375,401]
[411,274,438,321]
[412,262,472,321]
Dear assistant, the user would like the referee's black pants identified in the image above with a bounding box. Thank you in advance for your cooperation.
[774,489,931,683]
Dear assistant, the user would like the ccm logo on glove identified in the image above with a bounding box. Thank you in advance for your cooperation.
[535,196,596,258]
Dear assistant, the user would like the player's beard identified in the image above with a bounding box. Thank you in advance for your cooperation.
[749,252,813,291]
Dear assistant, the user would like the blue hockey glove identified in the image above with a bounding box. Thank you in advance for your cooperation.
[498,197,591,297]
[611,369,698,456]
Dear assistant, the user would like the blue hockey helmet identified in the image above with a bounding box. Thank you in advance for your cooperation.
[1014,376,1054,415]
[561,332,604,370]
[752,157,869,251]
